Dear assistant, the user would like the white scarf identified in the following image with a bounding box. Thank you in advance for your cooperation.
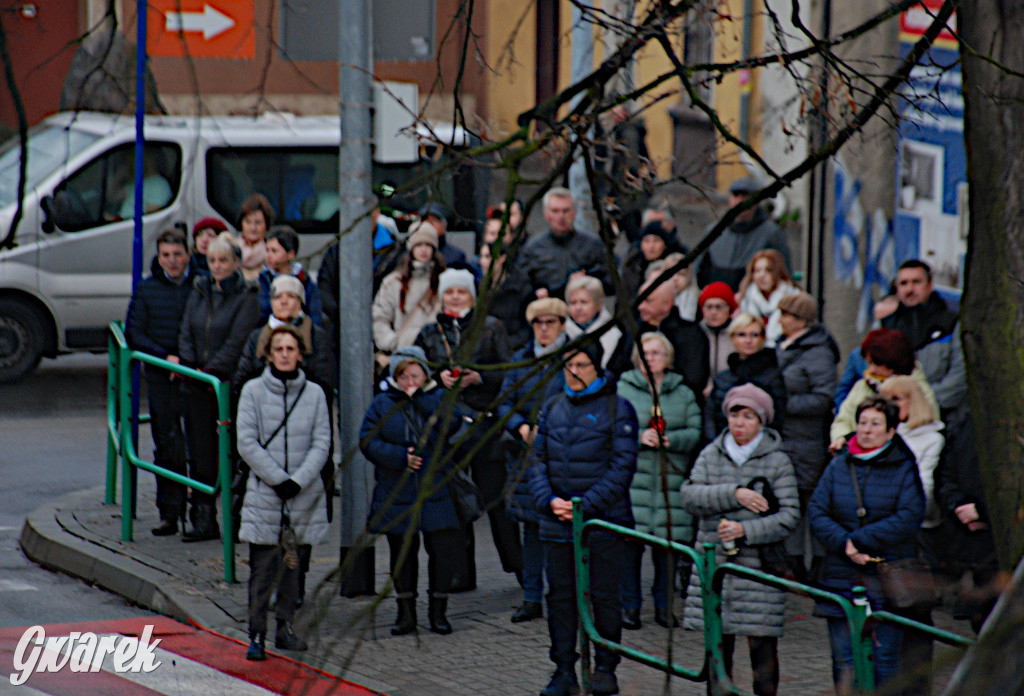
[724,430,764,466]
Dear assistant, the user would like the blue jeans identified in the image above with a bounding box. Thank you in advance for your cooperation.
[522,521,545,603]
[826,617,902,689]
[620,543,678,610]
[545,536,624,672]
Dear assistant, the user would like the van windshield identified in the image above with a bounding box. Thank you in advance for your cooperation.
[0,125,100,207]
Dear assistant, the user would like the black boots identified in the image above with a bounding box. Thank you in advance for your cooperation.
[428,596,452,635]
[246,632,266,661]
[151,518,178,536]
[510,600,543,623]
[621,608,641,630]
[392,597,417,636]
[654,607,680,628]
[182,505,219,543]
[275,622,308,651]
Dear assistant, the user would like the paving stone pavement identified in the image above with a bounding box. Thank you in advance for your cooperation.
[23,473,975,696]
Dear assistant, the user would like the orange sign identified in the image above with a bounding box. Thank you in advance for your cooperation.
[147,0,255,58]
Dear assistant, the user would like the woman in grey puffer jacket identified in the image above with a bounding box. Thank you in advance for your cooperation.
[681,383,799,696]
[236,325,331,661]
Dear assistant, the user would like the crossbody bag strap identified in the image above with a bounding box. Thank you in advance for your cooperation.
[258,382,307,449]
[847,462,870,527]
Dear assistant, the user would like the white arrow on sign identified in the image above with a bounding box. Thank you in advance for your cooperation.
[166,4,235,41]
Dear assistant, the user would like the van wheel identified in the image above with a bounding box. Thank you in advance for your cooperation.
[0,299,45,383]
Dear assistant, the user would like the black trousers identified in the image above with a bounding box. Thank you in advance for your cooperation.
[386,528,461,597]
[182,381,223,507]
[248,543,311,635]
[146,376,187,518]
[545,535,625,673]
[470,444,523,575]
[710,634,779,696]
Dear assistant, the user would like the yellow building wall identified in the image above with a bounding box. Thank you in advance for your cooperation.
[484,1,680,179]
[712,0,766,190]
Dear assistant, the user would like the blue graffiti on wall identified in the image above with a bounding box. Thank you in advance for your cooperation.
[833,158,895,332]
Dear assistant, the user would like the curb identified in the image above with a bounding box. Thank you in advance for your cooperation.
[20,487,229,628]
[19,486,397,696]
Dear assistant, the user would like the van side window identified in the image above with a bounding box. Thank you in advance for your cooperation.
[206,147,338,234]
[51,142,181,232]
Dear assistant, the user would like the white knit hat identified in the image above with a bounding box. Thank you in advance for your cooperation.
[270,274,305,303]
[437,268,476,300]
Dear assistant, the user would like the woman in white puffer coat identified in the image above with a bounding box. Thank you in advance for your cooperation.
[237,325,331,661]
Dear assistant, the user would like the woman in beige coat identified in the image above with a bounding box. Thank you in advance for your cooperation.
[372,221,447,353]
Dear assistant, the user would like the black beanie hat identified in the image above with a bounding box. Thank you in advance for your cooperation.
[568,339,604,373]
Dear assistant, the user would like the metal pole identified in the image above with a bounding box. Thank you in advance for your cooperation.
[567,2,596,235]
[130,0,147,521]
[337,0,375,597]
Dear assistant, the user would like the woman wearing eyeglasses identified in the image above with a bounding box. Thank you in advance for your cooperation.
[616,331,701,630]
[497,298,570,624]
[704,312,787,442]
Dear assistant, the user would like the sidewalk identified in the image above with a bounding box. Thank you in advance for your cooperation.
[21,476,972,696]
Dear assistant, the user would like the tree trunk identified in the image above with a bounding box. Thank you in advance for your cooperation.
[960,2,1024,570]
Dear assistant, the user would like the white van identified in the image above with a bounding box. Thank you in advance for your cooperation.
[0,110,483,382]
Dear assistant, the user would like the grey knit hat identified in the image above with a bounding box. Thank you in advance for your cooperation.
[405,220,440,251]
[723,383,774,424]
[389,346,430,379]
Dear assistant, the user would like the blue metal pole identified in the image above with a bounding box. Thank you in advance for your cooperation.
[130,0,148,519]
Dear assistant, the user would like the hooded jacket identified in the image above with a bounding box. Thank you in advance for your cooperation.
[233,314,334,395]
[359,382,462,535]
[372,261,442,352]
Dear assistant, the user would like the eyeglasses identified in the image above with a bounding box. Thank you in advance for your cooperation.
[735,331,764,339]
[564,360,593,370]
[531,317,562,327]
[643,350,668,358]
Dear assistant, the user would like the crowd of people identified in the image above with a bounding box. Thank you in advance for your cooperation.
[124,180,999,696]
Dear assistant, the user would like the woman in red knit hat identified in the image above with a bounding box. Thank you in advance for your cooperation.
[697,281,738,398]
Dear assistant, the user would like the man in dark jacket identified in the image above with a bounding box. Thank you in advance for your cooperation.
[696,176,791,290]
[881,259,965,424]
[636,277,710,401]
[125,229,195,536]
[530,341,638,696]
[519,187,614,301]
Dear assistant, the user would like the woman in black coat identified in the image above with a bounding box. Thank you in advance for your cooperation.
[704,312,787,441]
[178,232,260,541]
[414,268,519,591]
[775,292,839,575]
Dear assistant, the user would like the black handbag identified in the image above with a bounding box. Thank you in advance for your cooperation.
[449,469,483,525]
[847,463,935,609]
[746,476,796,579]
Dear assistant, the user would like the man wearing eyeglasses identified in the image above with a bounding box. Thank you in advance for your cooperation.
[529,340,638,696]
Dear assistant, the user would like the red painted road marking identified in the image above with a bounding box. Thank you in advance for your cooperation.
[0,617,382,695]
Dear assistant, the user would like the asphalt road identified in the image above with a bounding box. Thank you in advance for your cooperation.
[0,353,153,628]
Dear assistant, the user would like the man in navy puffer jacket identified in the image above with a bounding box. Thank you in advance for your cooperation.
[530,340,638,696]
[125,229,196,536]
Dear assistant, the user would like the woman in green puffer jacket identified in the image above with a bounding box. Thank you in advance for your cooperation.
[616,332,702,629]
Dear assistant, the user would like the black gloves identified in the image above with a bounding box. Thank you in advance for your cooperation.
[273,479,301,500]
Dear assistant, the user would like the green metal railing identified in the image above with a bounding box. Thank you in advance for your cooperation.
[570,498,973,695]
[107,321,236,583]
